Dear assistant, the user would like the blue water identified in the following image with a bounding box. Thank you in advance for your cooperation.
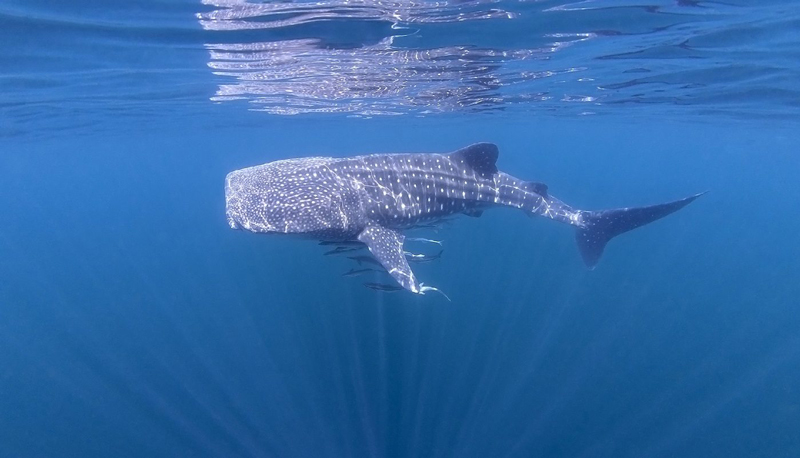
[2,1,800,457]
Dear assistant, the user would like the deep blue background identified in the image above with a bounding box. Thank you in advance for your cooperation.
[2,0,800,457]
[3,117,799,458]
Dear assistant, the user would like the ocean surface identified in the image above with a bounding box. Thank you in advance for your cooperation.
[1,1,800,457]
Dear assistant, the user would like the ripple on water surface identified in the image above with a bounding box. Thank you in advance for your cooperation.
[197,0,800,119]
[1,0,799,137]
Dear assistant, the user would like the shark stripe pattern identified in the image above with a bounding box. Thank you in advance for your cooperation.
[225,143,703,294]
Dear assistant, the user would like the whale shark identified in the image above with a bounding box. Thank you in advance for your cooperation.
[225,143,703,295]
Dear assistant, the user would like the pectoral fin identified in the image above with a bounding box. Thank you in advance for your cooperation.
[357,225,420,293]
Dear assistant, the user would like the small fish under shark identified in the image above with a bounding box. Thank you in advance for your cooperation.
[323,246,362,256]
[342,268,384,277]
[225,143,704,296]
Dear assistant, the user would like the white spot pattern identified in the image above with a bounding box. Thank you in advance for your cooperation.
[224,143,580,293]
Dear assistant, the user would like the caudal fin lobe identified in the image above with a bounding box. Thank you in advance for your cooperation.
[575,192,706,269]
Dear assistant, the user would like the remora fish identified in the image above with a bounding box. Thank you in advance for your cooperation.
[225,143,703,295]
[319,241,364,246]
[342,268,381,277]
[347,255,383,267]
[405,250,444,263]
[406,237,443,245]
[363,283,404,292]
[324,246,362,256]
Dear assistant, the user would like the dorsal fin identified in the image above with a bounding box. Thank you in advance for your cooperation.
[524,181,548,197]
[449,143,499,178]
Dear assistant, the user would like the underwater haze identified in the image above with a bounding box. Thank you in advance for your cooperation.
[2,1,800,457]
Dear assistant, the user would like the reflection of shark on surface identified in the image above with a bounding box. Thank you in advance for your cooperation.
[225,143,703,295]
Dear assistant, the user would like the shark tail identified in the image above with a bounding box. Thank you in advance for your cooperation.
[575,192,705,269]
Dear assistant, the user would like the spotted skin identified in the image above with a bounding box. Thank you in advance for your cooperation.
[225,143,702,294]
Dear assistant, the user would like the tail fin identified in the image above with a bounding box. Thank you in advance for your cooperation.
[575,192,705,269]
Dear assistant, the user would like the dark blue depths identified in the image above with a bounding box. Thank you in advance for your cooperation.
[2,120,799,458]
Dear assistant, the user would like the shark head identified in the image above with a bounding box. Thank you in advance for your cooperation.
[224,158,361,238]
